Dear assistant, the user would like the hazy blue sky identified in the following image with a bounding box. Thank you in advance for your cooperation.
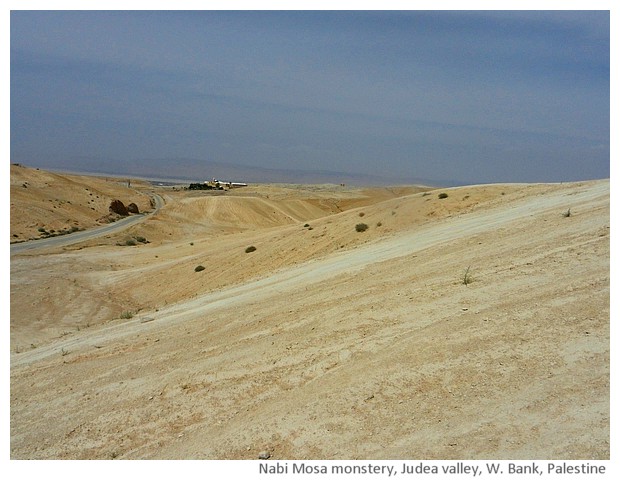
[10,10,609,185]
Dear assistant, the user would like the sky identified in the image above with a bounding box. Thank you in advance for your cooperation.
[9,8,610,185]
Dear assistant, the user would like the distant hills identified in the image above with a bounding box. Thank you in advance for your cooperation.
[12,156,453,187]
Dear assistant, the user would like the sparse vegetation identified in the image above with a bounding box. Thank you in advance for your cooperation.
[245,246,257,253]
[359,212,365,217]
[438,192,449,199]
[120,311,134,319]
[61,347,70,356]
[118,236,148,246]
[355,223,369,232]
[462,266,473,286]
[563,208,571,218]
[376,221,382,227]
[194,265,205,272]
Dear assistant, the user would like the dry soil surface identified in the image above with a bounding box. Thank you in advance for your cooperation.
[10,166,609,460]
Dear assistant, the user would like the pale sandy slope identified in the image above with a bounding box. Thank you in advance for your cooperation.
[10,174,609,460]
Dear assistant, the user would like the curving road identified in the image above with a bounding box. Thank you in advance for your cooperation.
[10,193,165,255]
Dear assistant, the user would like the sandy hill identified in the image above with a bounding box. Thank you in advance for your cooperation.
[10,166,609,461]
[10,164,154,242]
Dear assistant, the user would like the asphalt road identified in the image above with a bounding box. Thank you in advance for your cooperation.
[10,193,164,255]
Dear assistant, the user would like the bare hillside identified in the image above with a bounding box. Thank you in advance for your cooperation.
[10,168,609,460]
[10,164,154,243]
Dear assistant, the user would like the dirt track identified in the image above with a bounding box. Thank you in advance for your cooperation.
[10,168,609,460]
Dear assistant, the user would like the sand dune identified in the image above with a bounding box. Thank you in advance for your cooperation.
[10,166,609,460]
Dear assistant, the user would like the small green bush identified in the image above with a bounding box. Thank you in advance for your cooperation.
[194,265,205,272]
[438,192,449,199]
[355,223,369,232]
[120,311,134,319]
[245,246,257,253]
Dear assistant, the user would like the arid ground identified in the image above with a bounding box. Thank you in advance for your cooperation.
[10,164,609,460]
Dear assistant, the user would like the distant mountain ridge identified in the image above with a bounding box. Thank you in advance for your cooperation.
[12,156,453,187]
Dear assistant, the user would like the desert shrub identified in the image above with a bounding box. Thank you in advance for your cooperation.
[359,212,365,217]
[37,227,47,233]
[194,265,205,272]
[376,221,382,227]
[563,208,571,218]
[245,246,257,253]
[303,223,310,228]
[438,192,449,199]
[120,311,134,319]
[135,236,147,244]
[125,239,136,246]
[355,223,369,232]
[462,266,473,286]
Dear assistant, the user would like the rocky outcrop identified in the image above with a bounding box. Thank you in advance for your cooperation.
[127,203,140,214]
[109,200,129,216]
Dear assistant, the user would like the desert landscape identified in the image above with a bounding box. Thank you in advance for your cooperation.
[9,163,609,460]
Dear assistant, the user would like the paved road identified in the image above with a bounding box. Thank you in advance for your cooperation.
[10,193,164,255]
